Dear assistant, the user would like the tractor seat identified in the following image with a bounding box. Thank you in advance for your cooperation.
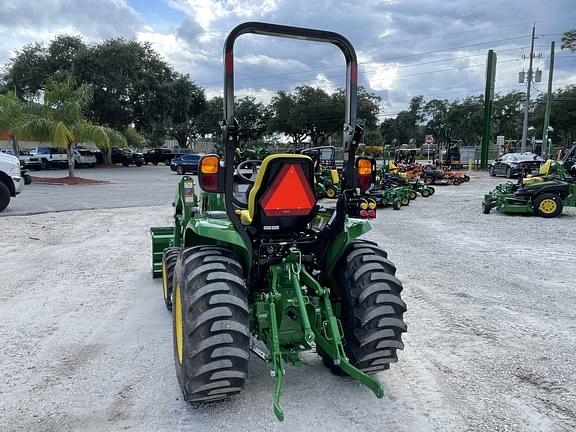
[238,154,317,233]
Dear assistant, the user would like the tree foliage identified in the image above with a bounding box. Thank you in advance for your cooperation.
[561,29,576,51]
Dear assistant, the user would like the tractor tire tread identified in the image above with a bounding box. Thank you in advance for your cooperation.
[173,246,249,403]
[331,240,406,374]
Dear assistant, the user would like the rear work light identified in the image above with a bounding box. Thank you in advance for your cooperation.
[261,163,316,216]
[356,157,373,191]
[199,155,221,192]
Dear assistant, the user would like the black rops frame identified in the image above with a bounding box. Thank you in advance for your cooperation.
[221,22,362,258]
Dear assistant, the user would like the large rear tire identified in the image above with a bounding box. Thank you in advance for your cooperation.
[162,247,180,310]
[172,246,249,403]
[533,193,563,218]
[320,241,406,374]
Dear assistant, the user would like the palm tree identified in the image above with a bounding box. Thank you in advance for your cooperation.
[0,91,26,156]
[18,75,126,177]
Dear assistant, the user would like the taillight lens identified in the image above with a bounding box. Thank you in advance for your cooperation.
[199,155,220,192]
[356,157,373,191]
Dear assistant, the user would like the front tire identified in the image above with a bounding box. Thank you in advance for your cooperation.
[489,166,495,177]
[172,246,249,403]
[0,182,10,212]
[162,247,180,310]
[505,167,512,179]
[322,241,406,374]
[325,185,337,198]
[176,165,185,175]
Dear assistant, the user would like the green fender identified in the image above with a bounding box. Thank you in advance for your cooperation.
[325,218,371,273]
[184,217,250,268]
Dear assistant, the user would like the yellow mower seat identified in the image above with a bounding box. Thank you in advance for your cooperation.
[523,159,552,185]
[238,154,316,231]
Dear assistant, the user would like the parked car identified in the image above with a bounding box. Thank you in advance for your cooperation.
[0,152,24,212]
[144,148,176,165]
[73,150,97,167]
[111,148,144,167]
[489,152,543,178]
[29,147,68,169]
[170,154,203,175]
[1,149,42,169]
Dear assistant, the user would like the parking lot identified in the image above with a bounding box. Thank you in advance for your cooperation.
[1,168,575,431]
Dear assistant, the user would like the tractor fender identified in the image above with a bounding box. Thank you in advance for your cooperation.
[325,218,371,274]
[184,218,251,269]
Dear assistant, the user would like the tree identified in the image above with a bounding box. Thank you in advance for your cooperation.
[492,91,524,139]
[423,99,449,141]
[197,96,223,140]
[18,75,125,177]
[269,91,307,147]
[235,96,269,147]
[561,29,576,51]
[165,74,206,148]
[2,43,49,97]
[0,91,26,155]
[123,126,148,149]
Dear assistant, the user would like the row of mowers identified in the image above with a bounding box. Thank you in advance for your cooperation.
[301,146,436,211]
[390,161,470,185]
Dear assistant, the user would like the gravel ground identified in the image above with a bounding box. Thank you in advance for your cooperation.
[1,174,575,432]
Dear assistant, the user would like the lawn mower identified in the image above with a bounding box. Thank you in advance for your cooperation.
[150,22,406,422]
[376,163,435,198]
[421,164,468,185]
[482,160,576,217]
[301,146,341,198]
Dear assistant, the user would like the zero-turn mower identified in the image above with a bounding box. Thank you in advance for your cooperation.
[482,160,576,217]
[150,22,406,421]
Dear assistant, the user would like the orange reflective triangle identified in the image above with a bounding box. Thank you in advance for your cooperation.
[261,163,316,216]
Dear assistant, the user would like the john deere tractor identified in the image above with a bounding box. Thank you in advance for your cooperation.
[150,22,406,421]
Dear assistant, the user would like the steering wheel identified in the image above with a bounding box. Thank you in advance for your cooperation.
[236,159,262,183]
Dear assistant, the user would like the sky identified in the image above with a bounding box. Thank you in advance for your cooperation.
[0,0,575,120]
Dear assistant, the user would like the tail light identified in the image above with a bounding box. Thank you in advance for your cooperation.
[359,209,369,218]
[356,158,373,191]
[368,209,376,218]
[198,155,222,192]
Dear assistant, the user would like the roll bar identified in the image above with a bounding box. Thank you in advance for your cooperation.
[221,22,361,255]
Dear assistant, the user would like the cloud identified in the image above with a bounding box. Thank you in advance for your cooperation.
[1,0,575,117]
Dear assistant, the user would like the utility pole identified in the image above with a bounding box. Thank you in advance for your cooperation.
[480,49,497,169]
[521,24,536,153]
[542,41,555,159]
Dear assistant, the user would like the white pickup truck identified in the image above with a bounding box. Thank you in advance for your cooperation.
[0,152,24,212]
[29,147,68,169]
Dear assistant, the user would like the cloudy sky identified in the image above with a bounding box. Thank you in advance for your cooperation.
[1,0,575,119]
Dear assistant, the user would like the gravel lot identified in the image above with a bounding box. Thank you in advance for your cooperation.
[1,173,575,432]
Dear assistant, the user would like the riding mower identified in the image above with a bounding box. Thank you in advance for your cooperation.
[482,160,576,217]
[377,163,435,198]
[301,146,341,199]
[150,22,406,421]
[421,164,468,186]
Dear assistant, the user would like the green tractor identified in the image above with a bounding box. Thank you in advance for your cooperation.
[482,160,576,217]
[301,146,341,199]
[150,22,406,421]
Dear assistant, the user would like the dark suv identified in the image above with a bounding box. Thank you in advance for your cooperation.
[489,152,543,178]
[111,148,144,167]
[170,154,203,175]
[144,148,176,165]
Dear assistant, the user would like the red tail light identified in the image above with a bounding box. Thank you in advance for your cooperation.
[356,158,373,191]
[261,163,316,216]
[199,155,220,192]
[368,209,376,218]
[359,209,369,218]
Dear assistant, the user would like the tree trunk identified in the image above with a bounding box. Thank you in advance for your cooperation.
[67,144,76,178]
[104,148,112,165]
[11,134,20,156]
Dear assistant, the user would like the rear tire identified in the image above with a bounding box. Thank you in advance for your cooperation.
[0,182,10,212]
[162,247,180,310]
[172,246,249,403]
[392,200,401,210]
[408,190,417,200]
[505,167,512,179]
[420,188,430,198]
[489,166,495,177]
[325,185,337,198]
[423,176,434,185]
[176,165,185,175]
[463,175,470,182]
[533,193,563,218]
[321,241,406,374]
[482,201,491,214]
